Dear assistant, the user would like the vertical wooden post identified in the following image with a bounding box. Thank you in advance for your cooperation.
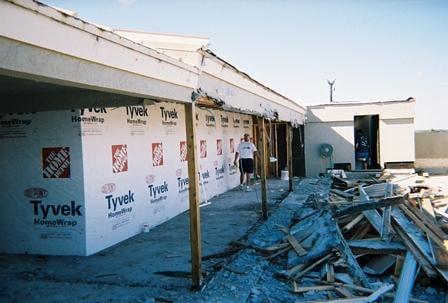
[274,124,279,177]
[257,116,268,220]
[287,124,293,192]
[184,103,202,290]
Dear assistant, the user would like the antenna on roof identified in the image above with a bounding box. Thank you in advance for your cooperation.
[327,79,336,102]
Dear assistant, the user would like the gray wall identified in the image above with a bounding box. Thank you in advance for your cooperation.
[415,130,448,174]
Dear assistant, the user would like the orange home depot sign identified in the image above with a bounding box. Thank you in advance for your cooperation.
[42,147,71,178]
[112,144,128,173]
[152,142,164,166]
[180,141,187,162]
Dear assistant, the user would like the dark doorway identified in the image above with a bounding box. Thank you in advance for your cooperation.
[354,115,380,169]
[292,125,306,177]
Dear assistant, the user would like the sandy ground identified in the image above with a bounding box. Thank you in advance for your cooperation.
[0,179,291,303]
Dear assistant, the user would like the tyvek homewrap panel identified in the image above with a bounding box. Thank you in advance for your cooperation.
[82,103,190,255]
[0,111,85,255]
[0,105,254,256]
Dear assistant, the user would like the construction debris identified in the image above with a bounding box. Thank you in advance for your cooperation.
[216,171,448,302]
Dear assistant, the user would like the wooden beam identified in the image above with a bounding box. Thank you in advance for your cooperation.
[257,116,268,220]
[286,124,293,192]
[274,123,279,177]
[184,103,202,290]
[335,196,404,217]
[393,252,418,303]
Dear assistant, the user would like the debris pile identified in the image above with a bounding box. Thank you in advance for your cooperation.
[246,170,448,302]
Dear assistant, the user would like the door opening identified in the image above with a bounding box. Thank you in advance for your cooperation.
[354,115,380,170]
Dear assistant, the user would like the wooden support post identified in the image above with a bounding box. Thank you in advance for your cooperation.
[257,116,268,220]
[286,124,293,192]
[184,103,202,290]
[274,124,279,177]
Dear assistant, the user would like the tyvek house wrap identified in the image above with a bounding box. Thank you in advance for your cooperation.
[0,104,252,256]
[0,111,86,255]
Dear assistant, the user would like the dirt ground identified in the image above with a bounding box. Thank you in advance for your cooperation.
[0,179,291,303]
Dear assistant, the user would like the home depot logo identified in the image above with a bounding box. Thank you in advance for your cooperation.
[230,138,235,153]
[221,115,229,128]
[217,139,223,155]
[243,119,250,128]
[105,190,134,219]
[42,147,71,178]
[233,118,240,128]
[152,143,164,166]
[180,141,188,162]
[126,106,148,126]
[160,106,178,126]
[71,108,106,124]
[112,144,128,173]
[200,140,207,158]
[205,115,215,127]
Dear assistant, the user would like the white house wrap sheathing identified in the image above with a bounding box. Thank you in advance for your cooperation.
[0,105,251,256]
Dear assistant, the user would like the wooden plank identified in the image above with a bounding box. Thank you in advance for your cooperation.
[399,204,448,249]
[335,287,354,298]
[393,252,417,303]
[184,103,202,289]
[316,281,429,303]
[348,239,406,254]
[342,214,364,232]
[286,124,293,192]
[310,283,393,303]
[257,116,268,220]
[391,208,439,277]
[286,234,307,256]
[331,188,355,200]
[291,284,335,293]
[334,216,371,288]
[381,182,393,241]
[293,253,333,279]
[335,196,404,217]
[421,198,448,267]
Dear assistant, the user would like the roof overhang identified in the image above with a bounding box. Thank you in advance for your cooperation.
[0,0,200,112]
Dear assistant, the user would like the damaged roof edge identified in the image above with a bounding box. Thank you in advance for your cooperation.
[308,97,416,108]
[202,49,306,113]
[9,0,199,74]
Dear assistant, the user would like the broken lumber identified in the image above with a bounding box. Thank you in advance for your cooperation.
[393,252,417,303]
[347,239,406,255]
[331,188,355,201]
[286,234,308,256]
[310,283,394,303]
[335,196,404,217]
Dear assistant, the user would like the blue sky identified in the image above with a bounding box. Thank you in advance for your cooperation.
[45,0,448,130]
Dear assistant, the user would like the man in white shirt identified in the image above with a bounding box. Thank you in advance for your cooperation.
[234,133,258,191]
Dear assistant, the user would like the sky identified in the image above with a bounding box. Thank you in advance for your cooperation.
[44,0,448,130]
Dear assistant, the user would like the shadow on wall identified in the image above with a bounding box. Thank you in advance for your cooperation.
[304,117,357,177]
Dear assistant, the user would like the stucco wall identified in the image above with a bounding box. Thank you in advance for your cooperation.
[415,130,448,174]
[305,101,416,177]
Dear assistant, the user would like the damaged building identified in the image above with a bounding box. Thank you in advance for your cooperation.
[0,0,447,302]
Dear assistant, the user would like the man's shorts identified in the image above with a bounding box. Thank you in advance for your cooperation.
[239,158,254,174]
[356,151,369,162]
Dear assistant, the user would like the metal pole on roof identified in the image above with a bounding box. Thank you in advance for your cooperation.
[327,79,336,102]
